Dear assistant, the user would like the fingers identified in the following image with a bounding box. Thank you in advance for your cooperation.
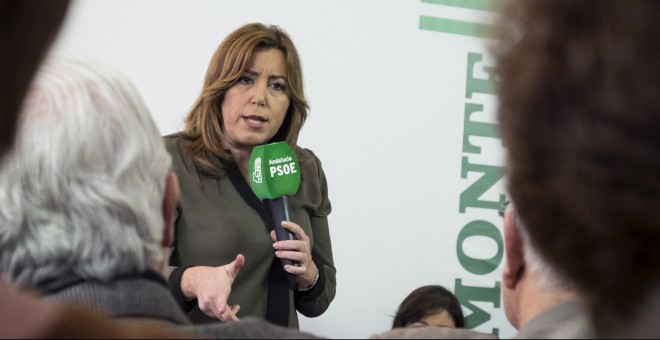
[200,302,240,321]
[224,266,234,284]
[275,249,307,264]
[193,255,245,321]
[272,222,308,261]
[214,304,240,322]
[273,221,308,250]
[279,221,307,240]
[272,221,314,279]
[227,254,245,280]
[223,305,241,321]
[199,299,230,320]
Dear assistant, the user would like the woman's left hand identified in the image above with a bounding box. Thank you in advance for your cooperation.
[271,221,318,289]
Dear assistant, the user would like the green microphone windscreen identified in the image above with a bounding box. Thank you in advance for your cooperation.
[248,141,301,200]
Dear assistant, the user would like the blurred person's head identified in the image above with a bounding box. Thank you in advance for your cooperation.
[392,285,465,329]
[0,56,178,290]
[0,0,70,156]
[495,0,660,335]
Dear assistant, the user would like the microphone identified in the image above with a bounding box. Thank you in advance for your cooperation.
[248,141,300,289]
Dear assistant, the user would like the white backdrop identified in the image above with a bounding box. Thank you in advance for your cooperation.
[52,0,514,338]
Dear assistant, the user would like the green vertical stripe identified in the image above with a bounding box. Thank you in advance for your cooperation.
[419,16,496,39]
[421,0,504,12]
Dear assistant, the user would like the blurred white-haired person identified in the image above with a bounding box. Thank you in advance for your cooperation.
[500,201,594,339]
[0,55,319,339]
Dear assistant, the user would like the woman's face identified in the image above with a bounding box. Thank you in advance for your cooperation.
[221,48,290,151]
[406,310,456,328]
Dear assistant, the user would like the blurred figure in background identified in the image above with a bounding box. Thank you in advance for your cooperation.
[495,0,660,337]
[392,285,465,329]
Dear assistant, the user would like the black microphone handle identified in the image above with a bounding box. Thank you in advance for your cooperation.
[265,196,300,290]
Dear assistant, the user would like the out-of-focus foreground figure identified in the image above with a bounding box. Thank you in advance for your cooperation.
[495,0,660,337]
[0,0,69,157]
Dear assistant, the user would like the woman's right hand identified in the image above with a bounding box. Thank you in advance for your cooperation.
[180,254,245,321]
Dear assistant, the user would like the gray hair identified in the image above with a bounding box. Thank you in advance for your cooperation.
[0,55,171,289]
[507,202,574,292]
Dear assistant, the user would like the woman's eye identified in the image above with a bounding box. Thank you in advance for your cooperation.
[238,76,253,84]
[270,82,286,91]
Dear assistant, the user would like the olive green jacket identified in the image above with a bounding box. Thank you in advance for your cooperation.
[164,134,336,329]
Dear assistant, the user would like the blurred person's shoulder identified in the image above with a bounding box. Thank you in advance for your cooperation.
[39,305,195,339]
[189,317,326,339]
[370,326,498,339]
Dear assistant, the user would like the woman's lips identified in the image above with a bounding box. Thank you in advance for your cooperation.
[243,115,267,128]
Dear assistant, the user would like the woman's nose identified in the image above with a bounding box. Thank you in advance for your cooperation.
[250,81,267,106]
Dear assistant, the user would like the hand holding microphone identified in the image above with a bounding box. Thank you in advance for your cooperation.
[249,142,311,290]
[270,221,319,292]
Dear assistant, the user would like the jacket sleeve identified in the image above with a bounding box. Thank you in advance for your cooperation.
[164,134,197,313]
[294,149,336,317]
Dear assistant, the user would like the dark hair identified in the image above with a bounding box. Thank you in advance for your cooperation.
[0,0,70,156]
[392,285,464,329]
[494,0,660,335]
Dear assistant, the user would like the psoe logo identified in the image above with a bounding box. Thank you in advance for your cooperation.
[252,157,263,183]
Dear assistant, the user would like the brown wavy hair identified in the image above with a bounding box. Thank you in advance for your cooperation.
[180,22,309,178]
[494,0,660,335]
